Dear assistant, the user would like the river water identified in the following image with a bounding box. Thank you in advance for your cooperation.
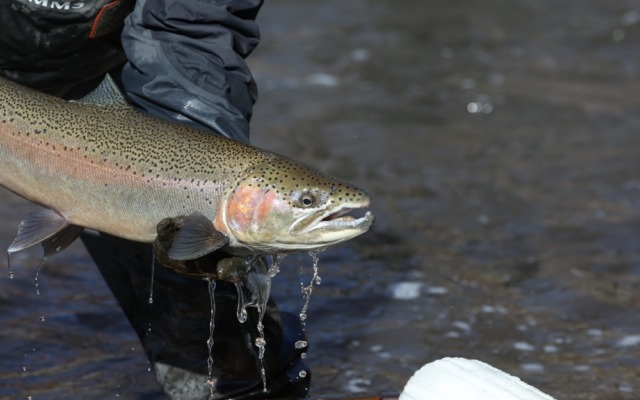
[1,1,639,399]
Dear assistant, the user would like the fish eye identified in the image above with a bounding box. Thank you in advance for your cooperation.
[298,191,317,208]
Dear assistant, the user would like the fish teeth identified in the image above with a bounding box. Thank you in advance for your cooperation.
[315,211,373,230]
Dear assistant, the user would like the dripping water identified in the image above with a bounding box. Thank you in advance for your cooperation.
[246,257,271,393]
[34,259,45,295]
[295,339,308,359]
[233,257,272,392]
[206,278,216,395]
[268,253,287,278]
[235,282,248,323]
[7,253,13,279]
[148,248,156,304]
[255,312,267,393]
[299,249,324,329]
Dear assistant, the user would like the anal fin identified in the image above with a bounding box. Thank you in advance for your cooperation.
[8,209,83,258]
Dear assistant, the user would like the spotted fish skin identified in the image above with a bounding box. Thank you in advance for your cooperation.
[0,77,373,256]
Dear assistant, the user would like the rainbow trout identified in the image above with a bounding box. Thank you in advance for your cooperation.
[0,76,373,262]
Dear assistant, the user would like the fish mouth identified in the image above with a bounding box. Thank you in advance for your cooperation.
[311,207,374,232]
[290,198,375,238]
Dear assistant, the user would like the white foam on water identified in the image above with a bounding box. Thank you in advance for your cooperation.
[617,334,640,347]
[389,281,423,300]
[426,286,449,296]
[452,321,471,333]
[513,341,535,352]
[520,362,545,373]
[345,377,371,393]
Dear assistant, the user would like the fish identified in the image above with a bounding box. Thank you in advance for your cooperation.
[0,75,374,263]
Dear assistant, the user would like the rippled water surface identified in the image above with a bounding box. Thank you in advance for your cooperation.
[2,1,640,398]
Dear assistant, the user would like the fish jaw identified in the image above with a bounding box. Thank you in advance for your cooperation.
[290,196,374,238]
[214,160,375,254]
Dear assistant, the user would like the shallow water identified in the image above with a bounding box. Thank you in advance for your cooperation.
[2,0,640,398]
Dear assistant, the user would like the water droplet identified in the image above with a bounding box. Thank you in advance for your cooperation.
[21,366,27,372]
[39,316,45,322]
[269,254,286,278]
[298,370,307,378]
[237,307,247,323]
[294,340,308,349]
[235,282,248,323]
[301,352,307,359]
[467,102,479,113]
[8,253,14,279]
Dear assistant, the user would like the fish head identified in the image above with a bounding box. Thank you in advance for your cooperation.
[215,158,374,254]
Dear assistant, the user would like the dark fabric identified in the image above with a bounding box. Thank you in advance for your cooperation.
[120,0,264,142]
[0,0,262,142]
[0,0,130,98]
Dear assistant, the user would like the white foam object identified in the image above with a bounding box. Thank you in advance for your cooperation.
[400,357,556,400]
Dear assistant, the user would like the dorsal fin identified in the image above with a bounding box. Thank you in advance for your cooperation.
[73,74,127,106]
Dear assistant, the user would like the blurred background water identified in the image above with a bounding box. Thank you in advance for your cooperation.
[1,0,639,398]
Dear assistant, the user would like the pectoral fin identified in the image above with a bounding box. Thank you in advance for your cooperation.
[167,212,229,261]
[8,210,79,254]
